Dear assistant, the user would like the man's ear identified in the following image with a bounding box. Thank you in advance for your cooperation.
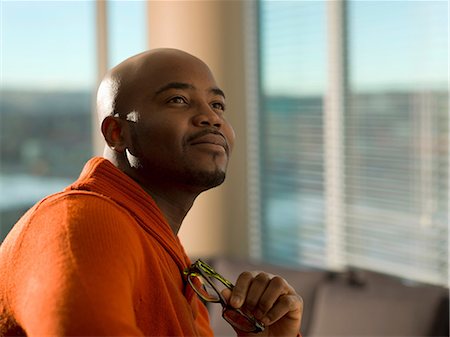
[101,116,128,153]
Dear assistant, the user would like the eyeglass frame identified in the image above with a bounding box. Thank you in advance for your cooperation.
[184,259,265,333]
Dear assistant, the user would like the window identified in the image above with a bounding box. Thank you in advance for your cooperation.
[107,1,147,68]
[345,0,448,285]
[257,0,328,267]
[1,1,96,240]
[255,0,448,286]
[0,1,147,241]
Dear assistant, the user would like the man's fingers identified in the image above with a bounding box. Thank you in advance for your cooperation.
[229,271,302,326]
[252,276,290,318]
[230,272,301,322]
[263,294,303,325]
[221,287,232,301]
[225,270,303,336]
[230,271,254,308]
[244,272,271,311]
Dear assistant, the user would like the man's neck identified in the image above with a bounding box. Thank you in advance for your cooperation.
[104,149,201,234]
[139,185,197,234]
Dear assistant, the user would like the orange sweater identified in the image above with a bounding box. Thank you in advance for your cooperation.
[0,157,213,336]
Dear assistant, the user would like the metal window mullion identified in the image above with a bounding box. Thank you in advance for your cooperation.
[413,92,434,228]
[93,0,109,155]
[323,0,347,270]
[245,0,263,261]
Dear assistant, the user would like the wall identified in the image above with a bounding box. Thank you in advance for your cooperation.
[147,1,251,259]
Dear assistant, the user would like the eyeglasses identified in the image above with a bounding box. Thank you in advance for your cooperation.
[184,259,265,333]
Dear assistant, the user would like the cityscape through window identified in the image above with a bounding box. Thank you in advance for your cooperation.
[257,0,448,286]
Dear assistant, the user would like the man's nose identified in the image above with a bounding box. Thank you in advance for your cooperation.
[192,103,222,128]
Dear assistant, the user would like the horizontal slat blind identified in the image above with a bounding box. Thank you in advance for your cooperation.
[256,0,448,286]
[345,1,448,285]
[259,1,327,268]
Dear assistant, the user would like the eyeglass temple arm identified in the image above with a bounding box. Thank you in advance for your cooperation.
[195,260,235,290]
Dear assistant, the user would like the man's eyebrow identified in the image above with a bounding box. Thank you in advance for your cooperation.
[211,87,226,99]
[154,82,226,99]
[155,82,194,95]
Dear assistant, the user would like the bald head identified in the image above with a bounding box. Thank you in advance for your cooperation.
[97,47,235,210]
[96,48,214,124]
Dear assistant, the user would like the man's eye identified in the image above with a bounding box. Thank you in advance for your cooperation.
[168,96,187,104]
[211,102,225,111]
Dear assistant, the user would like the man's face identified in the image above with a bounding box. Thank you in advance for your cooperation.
[121,53,235,192]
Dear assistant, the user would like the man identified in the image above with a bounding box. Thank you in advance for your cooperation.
[0,48,302,336]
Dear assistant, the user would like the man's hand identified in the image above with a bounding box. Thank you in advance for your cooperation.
[222,271,303,337]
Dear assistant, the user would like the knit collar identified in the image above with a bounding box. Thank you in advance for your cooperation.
[65,157,192,273]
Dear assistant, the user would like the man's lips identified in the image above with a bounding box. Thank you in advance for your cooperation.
[188,130,229,154]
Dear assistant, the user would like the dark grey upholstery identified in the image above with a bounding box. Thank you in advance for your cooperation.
[308,271,448,336]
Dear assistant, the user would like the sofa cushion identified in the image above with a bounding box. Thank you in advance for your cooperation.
[308,271,448,336]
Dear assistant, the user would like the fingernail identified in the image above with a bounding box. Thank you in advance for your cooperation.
[231,295,241,307]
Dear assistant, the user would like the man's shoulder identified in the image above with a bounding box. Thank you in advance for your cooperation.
[34,189,131,219]
[40,188,115,204]
[4,190,140,250]
[1,189,144,270]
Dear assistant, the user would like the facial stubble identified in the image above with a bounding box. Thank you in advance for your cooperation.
[129,125,227,191]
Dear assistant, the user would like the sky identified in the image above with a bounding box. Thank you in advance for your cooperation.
[1,0,147,91]
[1,0,448,93]
[260,0,448,95]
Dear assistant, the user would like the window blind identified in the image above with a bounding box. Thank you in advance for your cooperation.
[344,1,448,285]
[258,1,328,268]
[254,0,448,286]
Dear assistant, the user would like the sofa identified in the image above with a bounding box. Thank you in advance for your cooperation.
[201,257,449,337]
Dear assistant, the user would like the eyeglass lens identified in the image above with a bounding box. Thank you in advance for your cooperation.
[187,274,221,302]
[223,307,264,333]
[186,261,265,333]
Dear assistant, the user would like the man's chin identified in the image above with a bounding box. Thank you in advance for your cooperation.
[187,169,226,191]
